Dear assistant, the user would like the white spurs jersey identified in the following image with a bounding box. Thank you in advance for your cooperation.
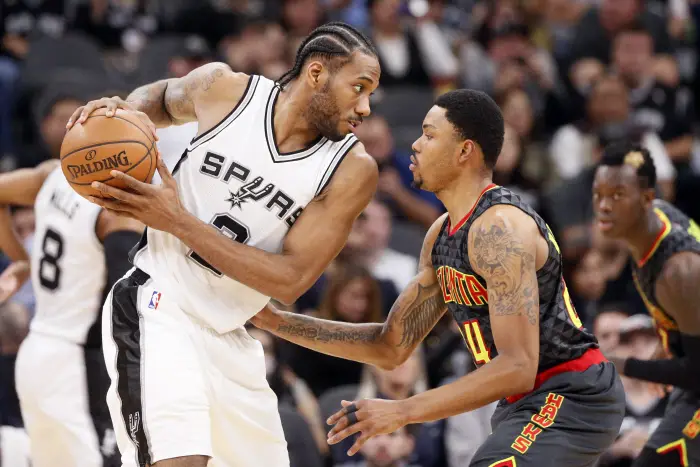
[30,167,106,344]
[131,75,358,333]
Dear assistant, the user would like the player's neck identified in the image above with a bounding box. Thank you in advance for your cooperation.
[626,210,663,263]
[273,86,321,152]
[437,173,494,229]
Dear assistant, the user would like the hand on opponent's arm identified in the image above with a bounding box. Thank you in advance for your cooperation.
[89,144,378,304]
[617,252,700,392]
[325,205,541,456]
[250,213,448,369]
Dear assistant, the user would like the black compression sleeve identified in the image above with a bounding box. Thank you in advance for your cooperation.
[623,333,700,392]
[104,230,142,289]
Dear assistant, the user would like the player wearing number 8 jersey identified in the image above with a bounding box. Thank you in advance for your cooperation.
[252,89,625,466]
[594,142,700,467]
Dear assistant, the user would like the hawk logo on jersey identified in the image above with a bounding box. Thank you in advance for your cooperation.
[148,291,161,310]
[225,177,275,210]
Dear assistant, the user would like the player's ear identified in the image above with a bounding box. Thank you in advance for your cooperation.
[458,140,474,163]
[305,61,327,89]
[642,187,656,207]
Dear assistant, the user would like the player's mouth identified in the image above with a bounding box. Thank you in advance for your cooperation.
[348,119,362,131]
[409,154,418,171]
[597,218,615,232]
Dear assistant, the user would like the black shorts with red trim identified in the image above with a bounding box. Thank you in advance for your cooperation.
[640,389,700,467]
[470,362,625,467]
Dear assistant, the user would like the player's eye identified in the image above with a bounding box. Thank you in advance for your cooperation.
[612,192,623,201]
[354,84,363,93]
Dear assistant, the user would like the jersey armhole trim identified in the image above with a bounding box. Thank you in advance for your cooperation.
[315,136,359,196]
[187,74,260,151]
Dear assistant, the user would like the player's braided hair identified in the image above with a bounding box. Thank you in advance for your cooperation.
[278,22,377,89]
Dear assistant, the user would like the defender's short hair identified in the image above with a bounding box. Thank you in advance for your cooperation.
[599,141,657,189]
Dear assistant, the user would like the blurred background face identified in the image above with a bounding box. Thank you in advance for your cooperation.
[371,351,421,397]
[593,310,627,353]
[494,124,520,176]
[592,165,650,239]
[41,99,81,157]
[572,249,607,301]
[353,116,395,166]
[613,31,653,85]
[600,0,639,32]
[283,0,322,36]
[360,427,414,467]
[335,277,372,322]
[587,78,629,125]
[501,89,534,139]
[370,0,402,31]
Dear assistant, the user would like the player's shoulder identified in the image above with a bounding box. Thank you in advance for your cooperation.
[471,202,538,236]
[191,62,251,105]
[323,141,378,196]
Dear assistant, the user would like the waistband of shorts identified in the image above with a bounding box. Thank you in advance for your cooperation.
[130,267,151,286]
[505,347,607,404]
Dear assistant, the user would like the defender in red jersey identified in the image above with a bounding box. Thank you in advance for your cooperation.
[252,90,625,465]
[594,142,700,467]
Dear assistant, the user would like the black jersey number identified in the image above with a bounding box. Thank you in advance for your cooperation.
[187,214,250,277]
[38,228,64,290]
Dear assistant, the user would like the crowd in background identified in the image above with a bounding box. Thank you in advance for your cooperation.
[1,0,699,466]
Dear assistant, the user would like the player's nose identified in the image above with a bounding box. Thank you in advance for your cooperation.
[355,95,371,117]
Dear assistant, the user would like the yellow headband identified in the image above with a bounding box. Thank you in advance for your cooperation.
[624,151,644,169]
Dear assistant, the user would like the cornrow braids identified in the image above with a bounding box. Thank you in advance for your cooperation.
[278,22,377,89]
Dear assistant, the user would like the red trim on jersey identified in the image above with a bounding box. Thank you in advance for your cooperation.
[505,348,607,404]
[447,183,498,236]
[637,210,671,267]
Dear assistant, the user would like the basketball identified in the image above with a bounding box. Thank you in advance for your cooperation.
[60,108,157,199]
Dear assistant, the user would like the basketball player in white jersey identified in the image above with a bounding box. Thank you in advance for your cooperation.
[66,22,381,467]
[0,159,144,467]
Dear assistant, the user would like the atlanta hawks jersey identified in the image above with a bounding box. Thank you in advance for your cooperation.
[431,185,598,373]
[30,167,106,344]
[632,200,700,358]
[130,75,358,333]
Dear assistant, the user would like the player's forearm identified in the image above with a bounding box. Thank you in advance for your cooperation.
[172,214,311,304]
[404,355,536,423]
[623,341,700,392]
[262,307,394,369]
[126,79,178,128]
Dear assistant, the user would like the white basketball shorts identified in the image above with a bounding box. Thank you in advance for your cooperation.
[15,332,114,467]
[102,268,289,467]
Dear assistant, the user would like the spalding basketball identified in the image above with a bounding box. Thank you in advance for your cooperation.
[60,108,157,199]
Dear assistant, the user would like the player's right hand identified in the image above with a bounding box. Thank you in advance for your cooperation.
[66,96,158,140]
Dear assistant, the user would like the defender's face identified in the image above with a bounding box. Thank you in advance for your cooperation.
[410,106,462,192]
[311,52,380,141]
[592,165,650,239]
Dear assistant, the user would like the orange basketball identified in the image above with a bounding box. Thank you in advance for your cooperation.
[60,108,157,199]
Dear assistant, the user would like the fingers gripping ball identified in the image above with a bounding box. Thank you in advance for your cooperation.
[60,108,157,199]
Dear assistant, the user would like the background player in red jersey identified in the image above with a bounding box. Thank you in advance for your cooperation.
[253,89,625,466]
[593,142,700,467]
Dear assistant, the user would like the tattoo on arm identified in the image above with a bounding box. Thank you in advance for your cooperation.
[164,65,227,123]
[395,282,445,348]
[276,313,383,344]
[469,218,538,325]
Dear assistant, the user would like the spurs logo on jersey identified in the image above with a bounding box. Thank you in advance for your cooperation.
[31,167,107,345]
[130,75,358,333]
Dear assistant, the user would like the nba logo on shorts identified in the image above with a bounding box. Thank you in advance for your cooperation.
[148,291,161,310]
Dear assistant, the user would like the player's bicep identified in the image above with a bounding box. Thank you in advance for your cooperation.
[656,253,700,336]
[0,160,57,206]
[281,149,378,289]
[468,208,540,363]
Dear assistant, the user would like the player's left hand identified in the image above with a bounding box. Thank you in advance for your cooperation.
[88,154,185,233]
[326,399,410,456]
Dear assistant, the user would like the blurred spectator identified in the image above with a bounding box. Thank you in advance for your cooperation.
[569,0,677,86]
[353,114,443,229]
[571,247,608,324]
[223,21,289,77]
[593,305,629,355]
[281,0,325,41]
[330,350,444,467]
[612,23,694,166]
[338,425,419,467]
[282,264,384,397]
[0,301,30,428]
[600,315,668,466]
[7,207,36,316]
[248,326,328,460]
[172,0,245,50]
[71,0,159,53]
[460,20,558,119]
[344,199,418,291]
[367,0,457,89]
